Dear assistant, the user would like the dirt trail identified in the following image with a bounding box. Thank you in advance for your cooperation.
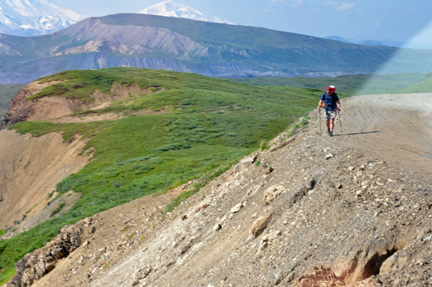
[337,93,432,177]
[9,93,432,287]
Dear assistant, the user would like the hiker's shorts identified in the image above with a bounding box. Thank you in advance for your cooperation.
[324,110,337,120]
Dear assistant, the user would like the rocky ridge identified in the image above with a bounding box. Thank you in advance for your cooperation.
[5,94,432,287]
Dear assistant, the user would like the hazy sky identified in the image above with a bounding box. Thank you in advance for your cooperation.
[51,0,432,48]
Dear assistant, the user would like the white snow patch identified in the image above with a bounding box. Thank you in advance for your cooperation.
[139,1,233,24]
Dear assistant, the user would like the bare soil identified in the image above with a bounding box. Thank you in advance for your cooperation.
[0,81,160,233]
[0,131,89,231]
[4,93,432,287]
[0,81,169,236]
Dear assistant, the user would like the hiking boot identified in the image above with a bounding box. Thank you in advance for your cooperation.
[329,131,333,137]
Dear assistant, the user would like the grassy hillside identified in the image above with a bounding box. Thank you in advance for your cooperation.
[231,73,428,95]
[399,73,432,93]
[0,68,318,284]
[0,85,25,117]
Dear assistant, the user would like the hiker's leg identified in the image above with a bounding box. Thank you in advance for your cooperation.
[329,118,334,132]
[325,111,332,134]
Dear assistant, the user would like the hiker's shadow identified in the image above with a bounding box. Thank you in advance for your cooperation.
[334,131,380,137]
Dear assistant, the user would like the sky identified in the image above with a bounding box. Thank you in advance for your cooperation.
[51,0,432,49]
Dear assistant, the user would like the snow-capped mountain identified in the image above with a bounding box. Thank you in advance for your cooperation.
[0,0,83,36]
[139,1,232,24]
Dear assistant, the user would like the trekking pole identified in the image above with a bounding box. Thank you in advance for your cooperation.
[338,110,343,133]
[319,107,322,133]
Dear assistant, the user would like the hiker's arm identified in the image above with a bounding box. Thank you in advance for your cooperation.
[337,100,341,111]
[318,100,323,108]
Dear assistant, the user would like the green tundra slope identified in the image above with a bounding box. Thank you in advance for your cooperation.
[231,73,432,95]
[0,67,318,283]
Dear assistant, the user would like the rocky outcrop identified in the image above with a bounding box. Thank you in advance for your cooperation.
[6,218,94,287]
[0,85,35,129]
[0,81,81,129]
[250,213,273,238]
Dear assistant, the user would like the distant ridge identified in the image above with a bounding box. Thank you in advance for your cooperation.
[325,36,353,43]
[1,13,432,84]
[359,40,387,47]
[326,36,387,47]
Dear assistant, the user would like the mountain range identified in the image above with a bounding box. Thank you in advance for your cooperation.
[0,0,412,50]
[1,13,432,84]
[0,0,231,37]
[0,0,82,36]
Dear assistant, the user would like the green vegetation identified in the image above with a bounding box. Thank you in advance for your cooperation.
[399,72,432,93]
[50,203,66,217]
[0,84,25,117]
[164,164,228,214]
[232,73,429,95]
[0,67,318,284]
[46,191,55,200]
[285,115,311,138]
[0,230,5,237]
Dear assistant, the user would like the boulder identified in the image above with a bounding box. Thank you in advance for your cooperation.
[251,213,273,238]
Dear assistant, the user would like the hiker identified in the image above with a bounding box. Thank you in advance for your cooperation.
[318,85,340,137]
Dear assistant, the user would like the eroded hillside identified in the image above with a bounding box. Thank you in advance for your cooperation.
[1,68,321,286]
[6,93,432,287]
[0,77,156,233]
[0,130,88,232]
